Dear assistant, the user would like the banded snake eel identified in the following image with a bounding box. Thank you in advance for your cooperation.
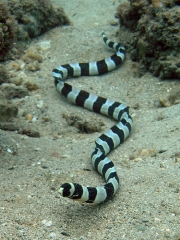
[52,32,132,204]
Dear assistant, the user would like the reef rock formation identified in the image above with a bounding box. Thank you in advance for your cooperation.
[8,0,70,40]
[116,0,180,79]
[0,0,70,60]
[0,3,17,60]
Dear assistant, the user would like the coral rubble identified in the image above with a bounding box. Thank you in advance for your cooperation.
[116,0,180,79]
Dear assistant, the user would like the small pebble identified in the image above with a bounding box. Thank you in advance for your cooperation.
[49,232,56,238]
[61,232,70,236]
[41,219,52,227]
[34,147,41,151]
[45,221,52,227]
[25,114,33,121]
[110,20,118,26]
[138,148,156,157]
[37,100,44,109]
[7,148,12,153]
[134,157,142,161]
[37,40,51,50]
[159,97,170,107]
[32,116,37,122]
[61,154,70,158]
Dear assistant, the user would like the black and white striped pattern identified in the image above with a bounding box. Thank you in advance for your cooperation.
[52,32,132,204]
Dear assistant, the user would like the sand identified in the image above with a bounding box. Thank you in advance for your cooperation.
[0,0,180,239]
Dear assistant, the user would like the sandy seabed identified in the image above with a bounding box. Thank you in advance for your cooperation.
[0,0,180,239]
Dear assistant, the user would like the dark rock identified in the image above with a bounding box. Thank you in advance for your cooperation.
[0,83,29,99]
[0,91,18,122]
[8,0,70,41]
[116,0,180,79]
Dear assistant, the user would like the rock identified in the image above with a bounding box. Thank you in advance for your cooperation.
[116,0,180,79]
[0,3,17,61]
[25,114,33,121]
[0,64,9,85]
[0,91,18,122]
[8,0,70,41]
[36,100,44,109]
[0,0,70,60]
[0,83,29,99]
